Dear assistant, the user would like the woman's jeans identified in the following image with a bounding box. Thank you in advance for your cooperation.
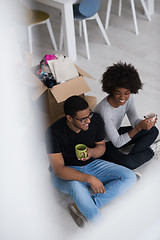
[103,126,159,169]
[50,159,136,221]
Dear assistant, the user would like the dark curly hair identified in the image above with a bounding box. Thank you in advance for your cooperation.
[101,62,143,95]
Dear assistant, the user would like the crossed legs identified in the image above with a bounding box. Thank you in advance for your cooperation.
[50,159,136,221]
[103,126,159,169]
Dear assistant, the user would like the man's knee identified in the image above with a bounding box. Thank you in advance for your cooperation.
[69,180,86,195]
[121,167,137,184]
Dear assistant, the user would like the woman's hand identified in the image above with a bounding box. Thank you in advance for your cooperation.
[138,117,157,130]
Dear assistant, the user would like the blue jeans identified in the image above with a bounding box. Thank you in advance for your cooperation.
[50,159,136,221]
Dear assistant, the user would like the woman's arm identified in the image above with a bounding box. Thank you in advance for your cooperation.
[126,95,156,138]
[126,95,141,127]
[104,118,131,148]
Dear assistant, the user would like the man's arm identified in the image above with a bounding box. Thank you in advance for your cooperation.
[88,139,106,158]
[48,152,105,194]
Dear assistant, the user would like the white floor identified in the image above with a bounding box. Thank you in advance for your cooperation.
[2,1,160,240]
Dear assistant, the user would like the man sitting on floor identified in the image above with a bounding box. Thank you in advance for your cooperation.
[45,95,137,227]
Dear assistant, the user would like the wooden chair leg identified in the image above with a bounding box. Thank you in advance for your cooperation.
[28,26,33,53]
[82,20,90,60]
[140,0,151,21]
[130,0,139,35]
[96,14,110,45]
[46,18,58,50]
[105,0,112,29]
[59,21,64,50]
[118,0,122,16]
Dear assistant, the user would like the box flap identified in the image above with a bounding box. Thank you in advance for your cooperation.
[24,52,33,68]
[24,70,43,87]
[84,96,97,110]
[32,84,48,101]
[49,76,91,103]
[75,65,95,79]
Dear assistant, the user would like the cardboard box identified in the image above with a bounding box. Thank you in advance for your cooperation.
[26,64,97,126]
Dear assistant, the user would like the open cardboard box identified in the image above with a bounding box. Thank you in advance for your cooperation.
[26,63,97,127]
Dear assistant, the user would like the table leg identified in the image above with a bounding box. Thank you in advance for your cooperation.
[61,2,77,61]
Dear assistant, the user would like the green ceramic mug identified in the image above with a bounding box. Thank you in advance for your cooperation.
[75,144,87,159]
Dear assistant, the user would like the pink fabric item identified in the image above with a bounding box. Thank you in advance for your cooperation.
[45,54,57,65]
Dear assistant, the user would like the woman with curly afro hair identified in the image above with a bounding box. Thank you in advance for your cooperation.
[94,62,159,170]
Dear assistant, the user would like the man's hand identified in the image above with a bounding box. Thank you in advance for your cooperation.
[77,147,93,161]
[77,140,106,161]
[87,175,106,194]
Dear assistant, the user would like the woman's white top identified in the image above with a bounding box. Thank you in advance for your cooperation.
[94,95,141,148]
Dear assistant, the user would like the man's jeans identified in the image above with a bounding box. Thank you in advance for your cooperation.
[50,159,136,221]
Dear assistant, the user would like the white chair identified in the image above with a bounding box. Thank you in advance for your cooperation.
[105,0,151,35]
[18,1,57,53]
[28,10,57,53]
[59,0,110,60]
